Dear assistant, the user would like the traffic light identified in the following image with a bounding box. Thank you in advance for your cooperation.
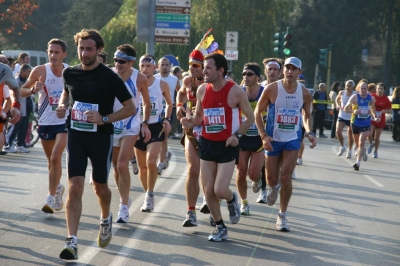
[319,48,328,67]
[283,31,292,56]
[273,32,283,56]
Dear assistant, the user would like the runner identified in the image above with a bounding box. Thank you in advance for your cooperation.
[236,62,265,216]
[0,59,21,125]
[366,82,392,158]
[21,39,68,214]
[57,29,136,260]
[181,53,254,241]
[135,54,172,212]
[344,80,378,170]
[255,57,316,231]
[111,44,150,223]
[335,80,357,158]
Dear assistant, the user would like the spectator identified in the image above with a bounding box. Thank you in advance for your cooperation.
[329,81,341,138]
[391,86,400,142]
[313,83,328,138]
[13,53,30,75]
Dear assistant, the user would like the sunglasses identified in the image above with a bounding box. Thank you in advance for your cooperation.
[114,59,128,64]
[190,63,202,69]
[242,72,255,77]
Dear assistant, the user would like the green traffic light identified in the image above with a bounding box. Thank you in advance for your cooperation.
[283,48,291,56]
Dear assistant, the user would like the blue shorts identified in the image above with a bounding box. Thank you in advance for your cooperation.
[38,124,67,140]
[265,139,301,156]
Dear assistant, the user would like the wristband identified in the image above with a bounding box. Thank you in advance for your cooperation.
[176,103,183,107]
[305,132,315,138]
[12,100,21,110]
[31,87,35,94]
[163,117,171,124]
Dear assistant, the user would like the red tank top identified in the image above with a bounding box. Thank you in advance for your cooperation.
[201,80,241,141]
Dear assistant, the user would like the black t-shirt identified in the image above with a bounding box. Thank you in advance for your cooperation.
[63,63,132,134]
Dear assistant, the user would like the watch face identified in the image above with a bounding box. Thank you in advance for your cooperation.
[103,117,108,123]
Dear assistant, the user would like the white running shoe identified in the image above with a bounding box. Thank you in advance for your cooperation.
[4,145,17,153]
[346,150,352,159]
[116,198,132,223]
[266,183,281,206]
[337,146,346,156]
[42,196,56,214]
[157,162,164,175]
[130,159,138,175]
[296,158,303,165]
[292,171,297,180]
[97,212,112,247]
[362,149,368,161]
[251,178,262,193]
[367,143,374,154]
[54,184,65,211]
[276,213,290,231]
[373,151,378,158]
[141,194,154,212]
[163,151,172,168]
[256,189,267,203]
[16,146,30,153]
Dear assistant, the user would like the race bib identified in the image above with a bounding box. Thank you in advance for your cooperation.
[71,101,98,132]
[193,125,202,140]
[203,107,226,133]
[49,90,62,111]
[276,108,299,131]
[113,120,124,134]
[375,111,381,117]
[357,106,370,119]
[243,116,258,136]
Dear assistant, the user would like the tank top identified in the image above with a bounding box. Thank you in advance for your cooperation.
[265,80,303,142]
[201,81,240,141]
[37,63,67,125]
[243,85,266,136]
[113,68,141,133]
[154,73,178,104]
[338,90,357,120]
[371,93,391,121]
[351,94,372,127]
[139,77,164,124]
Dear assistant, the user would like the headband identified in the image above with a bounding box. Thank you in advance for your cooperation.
[266,61,281,70]
[139,57,156,65]
[114,50,136,61]
[243,65,261,77]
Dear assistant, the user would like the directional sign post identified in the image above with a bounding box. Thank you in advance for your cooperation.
[155,0,191,45]
[226,31,238,51]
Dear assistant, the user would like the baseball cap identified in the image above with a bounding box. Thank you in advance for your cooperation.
[298,74,305,79]
[284,57,302,69]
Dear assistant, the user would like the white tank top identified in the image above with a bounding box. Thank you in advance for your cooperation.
[338,90,357,120]
[140,78,164,124]
[154,74,177,104]
[270,80,303,142]
[37,63,67,125]
[113,68,141,131]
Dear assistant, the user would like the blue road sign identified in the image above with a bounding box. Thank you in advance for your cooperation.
[155,21,190,29]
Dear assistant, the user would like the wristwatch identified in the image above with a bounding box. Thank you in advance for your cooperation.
[305,132,315,138]
[235,133,242,139]
[102,116,109,124]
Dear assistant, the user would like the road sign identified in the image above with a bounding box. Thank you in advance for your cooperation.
[226,31,238,50]
[225,50,238,61]
[362,49,368,62]
[155,0,191,45]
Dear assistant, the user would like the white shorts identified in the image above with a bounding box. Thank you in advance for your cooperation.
[113,122,140,147]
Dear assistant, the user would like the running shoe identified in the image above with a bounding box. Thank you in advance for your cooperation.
[367,143,374,154]
[141,194,154,212]
[353,162,360,171]
[362,149,368,161]
[240,203,250,216]
[208,225,228,241]
[337,146,346,156]
[130,159,138,175]
[209,215,216,226]
[116,199,131,224]
[157,162,164,175]
[292,171,297,180]
[252,178,262,193]
[226,192,240,224]
[54,184,65,211]
[199,199,210,214]
[163,151,172,168]
[266,183,281,206]
[256,189,267,203]
[59,237,78,260]
[373,151,378,158]
[183,210,197,227]
[97,212,112,247]
[16,146,30,153]
[42,196,56,214]
[319,134,327,138]
[3,145,17,153]
[276,213,290,231]
[296,158,303,165]
[346,150,352,159]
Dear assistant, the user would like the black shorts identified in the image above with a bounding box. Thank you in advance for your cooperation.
[301,126,306,140]
[134,122,165,151]
[338,117,351,127]
[239,135,263,152]
[38,124,67,140]
[351,124,370,134]
[67,129,113,184]
[199,137,239,163]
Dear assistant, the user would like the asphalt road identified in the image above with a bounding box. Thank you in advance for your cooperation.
[0,131,399,266]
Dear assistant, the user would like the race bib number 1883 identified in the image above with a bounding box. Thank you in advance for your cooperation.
[276,108,299,131]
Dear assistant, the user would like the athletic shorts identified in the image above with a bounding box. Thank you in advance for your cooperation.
[199,137,239,163]
[265,139,301,157]
[113,122,140,147]
[134,122,165,151]
[371,119,385,129]
[351,124,370,134]
[301,126,306,141]
[67,129,113,184]
[338,117,351,127]
[38,124,67,140]
[239,135,263,152]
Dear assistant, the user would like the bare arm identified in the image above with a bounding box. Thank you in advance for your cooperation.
[21,66,47,97]
[235,87,254,135]
[137,73,150,122]
[176,76,190,120]
[106,98,136,124]
[56,90,70,118]
[161,80,173,119]
[344,94,357,113]
[255,85,271,138]
[181,84,206,128]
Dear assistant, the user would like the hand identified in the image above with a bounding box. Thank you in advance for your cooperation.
[56,104,67,118]
[176,105,186,120]
[226,135,239,147]
[180,117,192,129]
[140,123,151,143]
[33,76,46,94]
[307,134,317,148]
[261,135,273,151]
[9,107,21,124]
[336,106,341,111]
[84,110,102,124]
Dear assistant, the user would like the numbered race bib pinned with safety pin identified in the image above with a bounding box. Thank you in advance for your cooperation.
[71,101,98,132]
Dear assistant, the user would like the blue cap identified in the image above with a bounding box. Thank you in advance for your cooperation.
[298,74,305,79]
[284,57,302,69]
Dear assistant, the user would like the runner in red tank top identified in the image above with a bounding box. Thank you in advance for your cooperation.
[181,53,254,242]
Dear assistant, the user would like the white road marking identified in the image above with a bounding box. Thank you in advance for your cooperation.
[364,175,384,187]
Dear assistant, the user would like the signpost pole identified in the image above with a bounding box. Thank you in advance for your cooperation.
[146,0,156,55]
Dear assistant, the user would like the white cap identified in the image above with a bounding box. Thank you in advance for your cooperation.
[284,57,302,69]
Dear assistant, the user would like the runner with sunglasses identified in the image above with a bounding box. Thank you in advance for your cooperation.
[235,62,265,216]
